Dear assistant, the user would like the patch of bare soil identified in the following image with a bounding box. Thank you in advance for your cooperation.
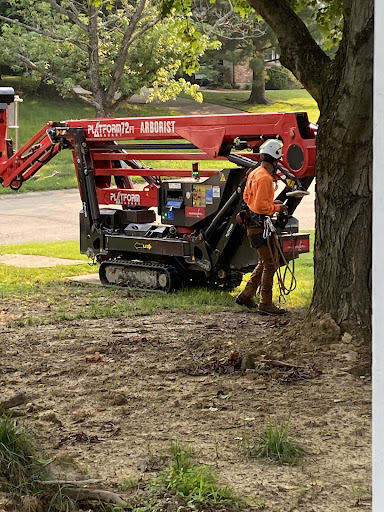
[0,310,371,511]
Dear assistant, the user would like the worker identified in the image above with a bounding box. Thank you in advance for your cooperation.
[236,139,288,315]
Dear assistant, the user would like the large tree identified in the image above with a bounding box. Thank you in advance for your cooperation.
[163,0,373,336]
[0,0,214,116]
[249,0,372,336]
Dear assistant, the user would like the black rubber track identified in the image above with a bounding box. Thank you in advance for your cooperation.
[99,259,182,292]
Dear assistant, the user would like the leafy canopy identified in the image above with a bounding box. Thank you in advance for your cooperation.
[0,0,221,112]
[161,0,343,50]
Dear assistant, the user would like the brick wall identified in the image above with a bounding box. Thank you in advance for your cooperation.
[234,59,253,85]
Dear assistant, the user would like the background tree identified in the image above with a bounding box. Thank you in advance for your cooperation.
[162,0,373,336]
[193,0,278,104]
[0,0,216,116]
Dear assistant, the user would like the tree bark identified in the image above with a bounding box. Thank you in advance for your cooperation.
[247,52,268,104]
[247,0,373,336]
[312,1,373,336]
[88,4,107,117]
[247,69,268,104]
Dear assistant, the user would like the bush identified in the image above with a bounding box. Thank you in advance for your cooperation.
[266,66,302,90]
[266,66,289,90]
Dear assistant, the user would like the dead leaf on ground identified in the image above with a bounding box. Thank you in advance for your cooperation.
[311,482,324,492]
[99,421,121,437]
[73,410,88,423]
[137,456,166,473]
[85,351,104,363]
[56,432,100,447]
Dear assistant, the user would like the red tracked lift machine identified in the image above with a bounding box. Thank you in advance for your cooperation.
[0,87,316,291]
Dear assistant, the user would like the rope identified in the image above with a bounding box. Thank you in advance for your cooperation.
[263,217,297,302]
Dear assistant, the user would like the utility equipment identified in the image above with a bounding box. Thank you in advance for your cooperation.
[0,87,316,292]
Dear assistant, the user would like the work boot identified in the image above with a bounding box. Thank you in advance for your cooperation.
[235,292,257,310]
[258,303,287,316]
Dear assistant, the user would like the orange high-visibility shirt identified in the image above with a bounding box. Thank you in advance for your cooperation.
[243,166,281,216]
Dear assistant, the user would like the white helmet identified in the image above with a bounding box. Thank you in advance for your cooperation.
[260,139,283,160]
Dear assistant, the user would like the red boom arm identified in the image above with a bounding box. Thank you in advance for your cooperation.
[0,111,316,209]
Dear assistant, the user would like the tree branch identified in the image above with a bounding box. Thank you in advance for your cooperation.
[62,487,127,505]
[208,0,234,35]
[65,0,82,18]
[247,0,330,104]
[16,53,101,114]
[105,0,147,107]
[0,393,27,412]
[0,14,89,51]
[16,54,63,84]
[111,93,132,112]
[126,15,160,47]
[73,91,102,113]
[44,0,88,32]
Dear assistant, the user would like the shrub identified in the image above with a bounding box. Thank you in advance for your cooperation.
[266,66,302,90]
[266,66,290,90]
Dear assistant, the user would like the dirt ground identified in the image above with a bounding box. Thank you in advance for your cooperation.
[0,307,371,511]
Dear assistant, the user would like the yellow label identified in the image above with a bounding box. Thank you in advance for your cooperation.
[286,179,295,189]
[220,174,226,182]
[134,243,152,250]
[193,184,206,206]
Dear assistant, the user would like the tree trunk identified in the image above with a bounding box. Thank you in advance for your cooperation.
[88,4,107,117]
[247,0,373,336]
[247,68,268,104]
[311,2,373,337]
[247,52,268,105]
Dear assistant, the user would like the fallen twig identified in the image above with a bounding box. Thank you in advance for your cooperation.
[262,359,299,368]
[38,479,102,486]
[63,487,127,505]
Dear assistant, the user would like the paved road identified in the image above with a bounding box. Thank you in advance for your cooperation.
[0,184,315,246]
[0,189,82,245]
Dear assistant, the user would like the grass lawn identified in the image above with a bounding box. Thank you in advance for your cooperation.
[0,235,313,325]
[202,89,319,123]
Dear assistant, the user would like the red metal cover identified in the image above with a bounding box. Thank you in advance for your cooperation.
[96,186,158,207]
[282,237,310,254]
[185,207,206,219]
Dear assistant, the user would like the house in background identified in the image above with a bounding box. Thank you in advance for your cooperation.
[223,49,280,88]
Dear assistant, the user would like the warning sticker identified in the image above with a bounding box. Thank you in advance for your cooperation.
[220,173,226,182]
[193,185,206,207]
[168,182,181,190]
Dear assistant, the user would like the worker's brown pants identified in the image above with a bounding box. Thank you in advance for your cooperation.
[242,242,277,305]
